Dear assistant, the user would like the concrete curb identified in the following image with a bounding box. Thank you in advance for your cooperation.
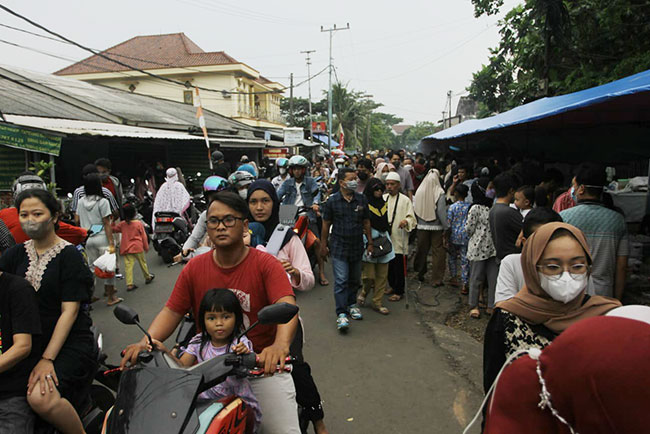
[406,279,484,393]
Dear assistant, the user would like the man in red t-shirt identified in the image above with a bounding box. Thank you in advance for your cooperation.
[121,191,301,433]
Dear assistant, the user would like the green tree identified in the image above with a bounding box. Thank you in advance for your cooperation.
[280,97,327,129]
[469,0,650,115]
[399,122,442,149]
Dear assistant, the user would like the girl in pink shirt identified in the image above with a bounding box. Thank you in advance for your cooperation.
[111,204,154,291]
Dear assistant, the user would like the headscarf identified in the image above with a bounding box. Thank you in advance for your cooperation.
[413,169,445,221]
[374,162,395,179]
[374,157,385,166]
[496,222,621,333]
[246,179,295,247]
[470,176,492,208]
[413,163,426,190]
[152,167,191,227]
[363,178,389,232]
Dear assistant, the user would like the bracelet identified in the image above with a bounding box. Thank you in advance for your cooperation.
[41,356,55,362]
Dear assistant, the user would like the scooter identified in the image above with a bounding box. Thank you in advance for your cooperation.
[152,211,190,263]
[101,302,298,434]
[279,205,319,268]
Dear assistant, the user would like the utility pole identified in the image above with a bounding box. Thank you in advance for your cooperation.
[447,90,453,127]
[301,50,316,142]
[441,111,446,129]
[321,23,350,155]
[289,73,294,125]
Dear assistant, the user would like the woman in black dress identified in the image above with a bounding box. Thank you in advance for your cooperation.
[0,189,95,434]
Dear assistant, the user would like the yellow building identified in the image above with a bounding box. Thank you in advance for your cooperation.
[55,33,286,128]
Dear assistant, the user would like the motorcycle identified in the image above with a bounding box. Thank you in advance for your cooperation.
[101,302,299,434]
[152,211,191,264]
[279,205,319,268]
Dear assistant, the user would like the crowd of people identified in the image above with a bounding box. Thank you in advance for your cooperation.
[0,145,645,433]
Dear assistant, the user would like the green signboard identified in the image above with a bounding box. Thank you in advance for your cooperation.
[0,145,26,191]
[0,123,62,156]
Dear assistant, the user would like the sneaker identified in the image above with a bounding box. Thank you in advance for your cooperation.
[349,305,363,320]
[336,313,349,331]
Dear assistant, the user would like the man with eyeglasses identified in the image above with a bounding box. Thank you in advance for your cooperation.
[120,191,301,433]
[561,163,629,300]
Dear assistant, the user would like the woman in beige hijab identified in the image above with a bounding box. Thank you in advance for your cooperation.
[412,169,448,287]
[482,222,621,393]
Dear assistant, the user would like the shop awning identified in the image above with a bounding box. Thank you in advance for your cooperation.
[0,121,62,156]
[421,69,650,161]
[4,115,206,142]
[313,133,341,148]
[210,137,268,148]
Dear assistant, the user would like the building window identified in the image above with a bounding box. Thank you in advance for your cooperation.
[183,90,193,105]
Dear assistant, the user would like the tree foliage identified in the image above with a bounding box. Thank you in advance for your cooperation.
[397,122,442,149]
[469,0,650,116]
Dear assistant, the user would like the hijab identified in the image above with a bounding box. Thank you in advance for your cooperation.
[496,222,621,333]
[413,168,445,221]
[246,179,296,250]
[363,178,389,232]
[152,167,190,227]
[470,176,493,209]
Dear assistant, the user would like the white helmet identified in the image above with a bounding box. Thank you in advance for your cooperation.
[288,155,309,168]
[228,170,255,189]
[13,173,46,195]
[335,157,346,164]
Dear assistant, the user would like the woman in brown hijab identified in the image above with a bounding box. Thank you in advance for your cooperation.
[482,222,620,393]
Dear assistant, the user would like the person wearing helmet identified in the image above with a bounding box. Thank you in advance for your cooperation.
[0,173,87,245]
[211,150,230,179]
[272,158,290,191]
[277,155,329,285]
[228,170,256,200]
[174,175,229,262]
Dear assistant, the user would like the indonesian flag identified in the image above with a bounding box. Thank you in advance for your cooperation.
[337,123,345,149]
[194,88,213,170]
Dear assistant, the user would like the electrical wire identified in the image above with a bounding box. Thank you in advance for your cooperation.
[0,3,284,95]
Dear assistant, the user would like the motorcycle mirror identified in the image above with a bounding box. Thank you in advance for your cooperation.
[114,304,140,325]
[257,303,299,325]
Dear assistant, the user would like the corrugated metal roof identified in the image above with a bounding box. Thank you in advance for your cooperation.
[0,65,257,136]
[5,115,206,141]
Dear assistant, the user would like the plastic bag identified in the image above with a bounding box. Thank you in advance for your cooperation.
[93,250,116,272]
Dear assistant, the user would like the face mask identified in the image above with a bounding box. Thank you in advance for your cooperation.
[486,188,496,199]
[21,218,53,240]
[392,161,400,168]
[345,180,358,191]
[99,173,109,181]
[570,186,577,203]
[336,164,344,169]
[279,168,287,175]
[538,272,588,304]
[358,172,369,181]
[238,189,248,199]
[380,173,388,182]
[404,164,413,172]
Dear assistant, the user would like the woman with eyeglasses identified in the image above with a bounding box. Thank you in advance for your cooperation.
[482,222,621,394]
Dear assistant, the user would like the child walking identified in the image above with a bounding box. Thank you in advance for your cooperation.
[111,204,154,291]
[446,183,471,294]
[153,289,262,432]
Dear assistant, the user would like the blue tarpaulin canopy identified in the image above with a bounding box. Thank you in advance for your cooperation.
[313,133,341,148]
[421,69,650,162]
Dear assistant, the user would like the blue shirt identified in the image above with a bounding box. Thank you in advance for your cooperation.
[447,200,471,245]
[321,192,369,260]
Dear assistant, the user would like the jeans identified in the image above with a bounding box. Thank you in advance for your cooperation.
[331,256,362,316]
[0,396,35,434]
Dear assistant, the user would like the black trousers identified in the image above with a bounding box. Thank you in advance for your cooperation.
[388,254,406,295]
[290,320,325,422]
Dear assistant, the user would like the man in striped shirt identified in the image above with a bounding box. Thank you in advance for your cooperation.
[70,164,119,219]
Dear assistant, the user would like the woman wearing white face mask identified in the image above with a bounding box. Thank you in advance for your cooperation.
[482,222,621,393]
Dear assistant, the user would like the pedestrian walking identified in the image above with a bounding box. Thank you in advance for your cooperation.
[111,204,154,291]
[465,177,498,318]
[446,183,471,294]
[384,172,416,302]
[358,178,395,315]
[413,169,448,287]
[321,168,373,331]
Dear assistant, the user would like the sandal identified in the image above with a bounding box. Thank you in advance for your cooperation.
[372,305,390,315]
[356,293,366,307]
[460,285,469,295]
[145,274,155,284]
[319,276,329,286]
[388,294,402,302]
[469,308,481,319]
[126,285,138,292]
[107,297,124,306]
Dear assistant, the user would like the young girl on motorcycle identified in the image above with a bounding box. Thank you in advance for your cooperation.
[153,288,262,431]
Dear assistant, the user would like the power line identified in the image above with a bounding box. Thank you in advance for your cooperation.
[0,4,284,96]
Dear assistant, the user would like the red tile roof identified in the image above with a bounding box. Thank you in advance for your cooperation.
[391,124,413,135]
[55,33,240,76]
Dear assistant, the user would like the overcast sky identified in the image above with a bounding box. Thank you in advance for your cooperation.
[0,0,521,124]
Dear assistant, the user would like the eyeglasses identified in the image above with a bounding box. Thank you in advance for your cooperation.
[206,215,243,228]
[536,263,589,280]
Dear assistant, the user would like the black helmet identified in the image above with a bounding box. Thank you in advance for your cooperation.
[211,150,224,163]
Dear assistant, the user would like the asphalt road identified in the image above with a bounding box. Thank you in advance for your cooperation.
[91,250,483,433]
